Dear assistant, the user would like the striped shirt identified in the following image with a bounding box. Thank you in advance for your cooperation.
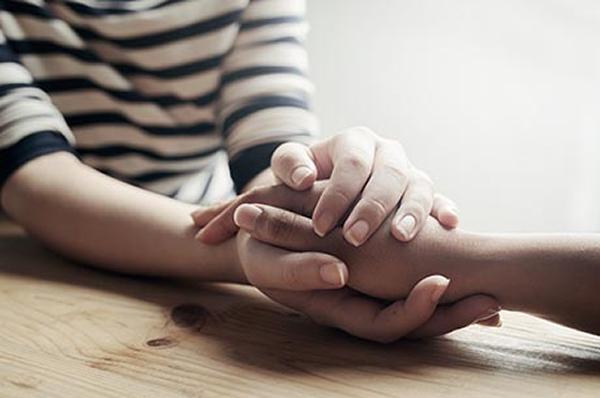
[0,0,318,203]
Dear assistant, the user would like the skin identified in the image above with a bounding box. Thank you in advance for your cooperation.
[195,126,459,246]
[0,152,500,342]
[230,183,600,336]
[1,152,243,282]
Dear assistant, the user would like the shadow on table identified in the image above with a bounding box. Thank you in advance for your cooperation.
[2,234,600,377]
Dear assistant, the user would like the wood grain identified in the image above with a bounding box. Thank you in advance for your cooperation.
[0,219,599,397]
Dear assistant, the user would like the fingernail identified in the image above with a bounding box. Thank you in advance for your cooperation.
[320,262,346,286]
[346,219,370,247]
[396,215,417,240]
[291,166,313,187]
[474,307,502,324]
[445,207,459,222]
[481,316,503,328]
[430,277,450,303]
[314,212,334,237]
[233,204,262,231]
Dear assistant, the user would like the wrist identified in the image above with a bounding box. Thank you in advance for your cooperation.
[447,231,548,312]
[418,227,500,303]
[208,236,248,284]
[175,222,247,284]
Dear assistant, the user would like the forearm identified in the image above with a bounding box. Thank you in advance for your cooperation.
[457,231,600,333]
[1,152,245,282]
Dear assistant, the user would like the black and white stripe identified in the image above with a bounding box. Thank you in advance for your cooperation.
[0,0,317,201]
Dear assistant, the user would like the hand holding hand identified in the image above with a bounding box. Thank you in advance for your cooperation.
[229,183,486,302]
[194,127,459,246]
[235,221,499,342]
[191,182,500,343]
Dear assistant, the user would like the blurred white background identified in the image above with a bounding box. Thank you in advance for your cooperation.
[305,0,600,233]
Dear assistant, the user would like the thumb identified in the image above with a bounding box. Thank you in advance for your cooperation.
[271,142,318,190]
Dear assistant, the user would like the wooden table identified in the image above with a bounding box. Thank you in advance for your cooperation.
[1,219,599,397]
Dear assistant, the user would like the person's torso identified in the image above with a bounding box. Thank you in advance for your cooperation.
[1,0,249,200]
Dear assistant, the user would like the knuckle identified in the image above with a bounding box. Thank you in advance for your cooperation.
[274,142,296,154]
[361,196,390,220]
[241,186,261,203]
[404,185,433,207]
[341,153,371,174]
[408,191,432,207]
[328,186,354,206]
[263,210,297,241]
[383,164,409,187]
[401,201,428,220]
[413,169,434,186]
[350,125,375,138]
[273,146,297,168]
[387,139,406,152]
[245,185,285,206]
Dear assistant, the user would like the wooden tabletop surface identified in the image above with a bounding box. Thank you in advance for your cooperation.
[1,219,599,398]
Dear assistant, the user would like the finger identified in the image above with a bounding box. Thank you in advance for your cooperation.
[342,141,410,246]
[265,275,450,343]
[239,233,347,290]
[233,203,329,252]
[196,183,324,244]
[262,287,391,339]
[391,169,434,241]
[271,142,318,191]
[407,295,501,339]
[361,275,450,342]
[190,199,235,227]
[431,193,460,229]
[476,313,502,327]
[311,127,377,237]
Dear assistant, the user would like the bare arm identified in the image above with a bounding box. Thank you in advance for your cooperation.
[455,230,600,334]
[1,153,355,295]
[1,152,245,282]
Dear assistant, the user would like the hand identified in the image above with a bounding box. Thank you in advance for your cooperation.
[192,199,348,290]
[260,271,500,342]
[196,182,490,301]
[236,224,499,342]
[234,218,348,291]
[193,126,459,246]
[227,182,501,312]
[234,202,457,300]
[202,184,500,342]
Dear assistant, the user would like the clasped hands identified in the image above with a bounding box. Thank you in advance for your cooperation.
[191,127,501,342]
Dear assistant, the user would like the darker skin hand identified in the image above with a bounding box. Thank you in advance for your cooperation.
[227,182,501,341]
[191,182,500,342]
[232,186,487,304]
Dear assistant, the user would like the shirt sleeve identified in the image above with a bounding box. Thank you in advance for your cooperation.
[216,0,319,192]
[0,26,75,188]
